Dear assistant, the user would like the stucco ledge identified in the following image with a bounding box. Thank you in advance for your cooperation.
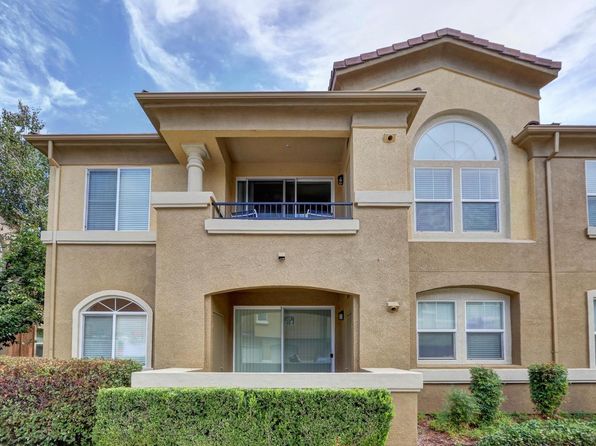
[204,218,360,234]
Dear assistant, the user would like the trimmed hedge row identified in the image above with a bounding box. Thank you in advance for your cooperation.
[0,357,141,446]
[93,387,394,446]
[478,419,596,446]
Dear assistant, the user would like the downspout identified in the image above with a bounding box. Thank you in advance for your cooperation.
[545,131,559,362]
[47,140,60,358]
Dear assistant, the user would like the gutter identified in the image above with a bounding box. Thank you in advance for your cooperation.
[46,140,60,358]
[545,131,559,362]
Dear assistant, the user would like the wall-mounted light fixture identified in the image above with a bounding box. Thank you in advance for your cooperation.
[278,252,286,261]
[337,174,344,186]
[338,310,345,320]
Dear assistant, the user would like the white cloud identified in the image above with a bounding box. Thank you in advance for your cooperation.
[0,1,86,113]
[123,0,213,91]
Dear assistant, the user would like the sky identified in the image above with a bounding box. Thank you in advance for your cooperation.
[0,0,595,134]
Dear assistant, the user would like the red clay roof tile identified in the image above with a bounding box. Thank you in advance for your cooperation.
[329,29,561,89]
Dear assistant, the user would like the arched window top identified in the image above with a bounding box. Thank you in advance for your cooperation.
[415,121,497,161]
[85,297,144,313]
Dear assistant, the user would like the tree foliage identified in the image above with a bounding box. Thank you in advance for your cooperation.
[0,102,47,345]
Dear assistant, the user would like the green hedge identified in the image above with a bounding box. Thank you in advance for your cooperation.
[470,367,504,423]
[528,363,568,417]
[93,387,394,446]
[478,419,596,446]
[0,357,141,445]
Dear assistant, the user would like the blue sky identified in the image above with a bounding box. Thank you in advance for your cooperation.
[0,0,595,134]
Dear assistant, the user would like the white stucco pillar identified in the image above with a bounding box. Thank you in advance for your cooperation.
[182,143,210,192]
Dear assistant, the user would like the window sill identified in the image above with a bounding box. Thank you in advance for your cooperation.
[415,368,596,384]
[410,238,535,244]
[587,227,596,238]
[41,230,156,245]
[204,219,359,235]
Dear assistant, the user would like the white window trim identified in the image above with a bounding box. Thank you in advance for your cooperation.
[84,167,152,232]
[412,118,507,240]
[588,291,596,369]
[416,300,457,360]
[585,161,596,231]
[417,289,511,365]
[460,168,501,233]
[72,290,153,369]
[413,167,454,234]
[232,305,335,373]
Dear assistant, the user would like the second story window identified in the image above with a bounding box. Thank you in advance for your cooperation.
[586,161,596,227]
[86,168,151,231]
[413,120,503,236]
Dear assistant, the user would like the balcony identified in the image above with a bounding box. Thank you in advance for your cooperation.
[211,201,353,220]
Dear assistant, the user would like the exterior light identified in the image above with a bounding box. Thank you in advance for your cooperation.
[338,310,345,320]
[338,175,344,186]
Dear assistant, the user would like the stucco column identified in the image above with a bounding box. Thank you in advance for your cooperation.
[182,143,210,192]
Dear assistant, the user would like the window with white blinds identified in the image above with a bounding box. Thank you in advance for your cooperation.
[417,289,510,364]
[86,169,151,231]
[586,161,596,227]
[461,169,499,232]
[80,297,149,366]
[414,168,453,232]
[413,120,503,237]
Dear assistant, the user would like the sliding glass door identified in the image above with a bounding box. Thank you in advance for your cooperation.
[234,307,334,373]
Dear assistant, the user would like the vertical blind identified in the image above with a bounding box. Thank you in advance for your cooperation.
[461,169,499,232]
[86,169,150,231]
[415,169,453,232]
[234,309,282,372]
[283,309,332,373]
[586,161,596,226]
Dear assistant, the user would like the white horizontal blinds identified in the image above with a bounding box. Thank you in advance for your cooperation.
[417,301,456,359]
[117,169,150,230]
[586,161,596,226]
[462,168,499,232]
[82,315,113,359]
[115,315,147,365]
[466,302,504,360]
[86,170,117,230]
[415,168,453,232]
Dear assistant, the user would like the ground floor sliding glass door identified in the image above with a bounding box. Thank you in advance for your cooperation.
[233,307,334,373]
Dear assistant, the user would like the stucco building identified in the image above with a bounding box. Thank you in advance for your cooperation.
[26,29,596,444]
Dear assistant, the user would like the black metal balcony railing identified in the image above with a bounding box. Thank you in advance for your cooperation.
[212,202,353,220]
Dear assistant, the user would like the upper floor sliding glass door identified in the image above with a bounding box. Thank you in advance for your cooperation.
[233,307,334,373]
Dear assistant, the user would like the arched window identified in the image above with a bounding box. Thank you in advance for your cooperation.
[413,120,504,236]
[73,291,152,367]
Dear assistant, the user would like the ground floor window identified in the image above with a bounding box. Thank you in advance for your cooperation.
[234,306,334,373]
[589,291,596,368]
[34,326,43,357]
[76,292,151,367]
[417,288,510,364]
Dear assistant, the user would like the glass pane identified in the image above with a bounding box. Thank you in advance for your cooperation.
[466,302,503,329]
[586,162,596,195]
[415,122,496,160]
[593,299,596,328]
[86,170,117,230]
[415,169,452,200]
[237,180,247,201]
[283,309,332,373]
[115,315,147,365]
[467,333,503,359]
[234,309,281,372]
[418,302,455,329]
[35,327,44,343]
[118,169,150,231]
[416,203,452,232]
[463,203,498,232]
[35,343,43,357]
[83,315,113,359]
[462,169,499,200]
[88,301,113,312]
[588,197,596,227]
[419,333,455,359]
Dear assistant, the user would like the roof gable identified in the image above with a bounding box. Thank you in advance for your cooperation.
[329,28,561,91]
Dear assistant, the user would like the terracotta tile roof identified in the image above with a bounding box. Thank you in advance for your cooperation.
[329,28,561,89]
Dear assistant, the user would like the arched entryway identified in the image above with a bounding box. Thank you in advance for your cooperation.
[205,287,359,373]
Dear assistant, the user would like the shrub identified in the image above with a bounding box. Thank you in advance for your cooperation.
[443,388,479,428]
[470,367,505,423]
[478,419,596,446]
[0,357,141,445]
[93,387,394,446]
[528,363,568,417]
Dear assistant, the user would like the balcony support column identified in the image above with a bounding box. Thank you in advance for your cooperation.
[182,143,210,192]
